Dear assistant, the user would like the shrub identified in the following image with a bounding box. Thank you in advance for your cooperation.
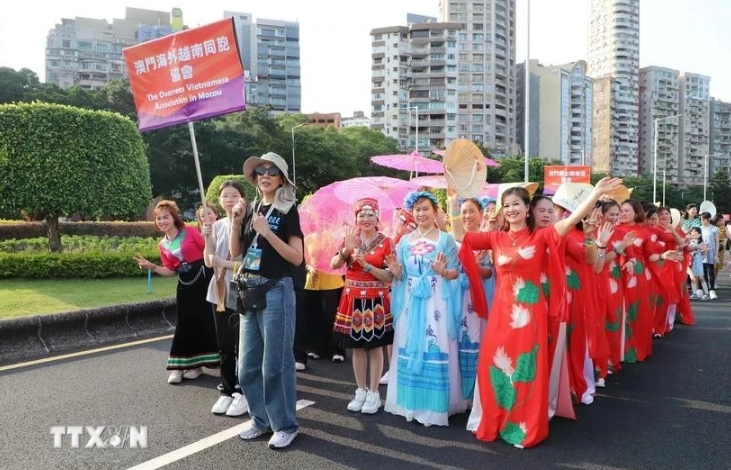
[0,235,159,254]
[0,252,161,279]
[0,221,199,241]
[205,175,257,209]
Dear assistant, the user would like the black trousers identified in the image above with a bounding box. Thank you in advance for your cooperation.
[212,305,240,396]
[703,263,716,290]
[306,288,345,358]
[293,290,310,364]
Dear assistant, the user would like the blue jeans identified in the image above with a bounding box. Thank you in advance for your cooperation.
[238,276,299,433]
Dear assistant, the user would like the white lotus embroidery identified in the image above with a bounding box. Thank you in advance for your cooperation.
[509,304,531,329]
[566,291,573,305]
[540,272,547,284]
[493,346,514,377]
[650,234,658,243]
[519,422,528,433]
[633,238,643,247]
[517,245,536,260]
[513,277,526,299]
[609,278,618,294]
[497,254,512,266]
[627,275,637,288]
[645,269,652,281]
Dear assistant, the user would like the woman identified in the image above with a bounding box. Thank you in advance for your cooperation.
[712,214,727,279]
[202,181,249,417]
[453,177,622,449]
[230,152,303,450]
[681,204,701,234]
[447,196,495,405]
[657,206,691,330]
[197,205,218,232]
[134,200,219,384]
[331,198,394,414]
[383,191,464,426]
[700,212,720,299]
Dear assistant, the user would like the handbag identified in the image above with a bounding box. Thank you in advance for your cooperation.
[236,278,278,312]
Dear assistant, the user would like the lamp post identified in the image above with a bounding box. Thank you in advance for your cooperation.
[652,113,682,204]
[523,0,531,183]
[290,123,306,185]
[662,169,666,206]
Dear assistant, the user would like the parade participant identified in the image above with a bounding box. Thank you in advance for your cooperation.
[454,177,622,449]
[331,198,395,414]
[134,200,219,384]
[202,181,249,417]
[231,152,303,450]
[384,191,465,426]
[700,212,720,299]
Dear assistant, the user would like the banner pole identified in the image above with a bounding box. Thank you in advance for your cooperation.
[188,121,208,211]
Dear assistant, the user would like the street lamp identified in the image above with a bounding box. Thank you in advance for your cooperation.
[662,170,666,207]
[291,123,306,185]
[652,113,682,204]
[523,0,531,183]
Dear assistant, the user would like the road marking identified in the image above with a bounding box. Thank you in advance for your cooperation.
[126,399,315,470]
[0,335,173,372]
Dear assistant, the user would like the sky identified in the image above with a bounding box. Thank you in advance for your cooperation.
[1,0,730,115]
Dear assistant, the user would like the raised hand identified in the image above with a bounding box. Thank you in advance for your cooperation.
[598,221,614,246]
[593,177,623,195]
[583,208,602,236]
[621,230,637,249]
[231,198,246,222]
[133,253,155,270]
[251,212,272,237]
[344,226,357,254]
[431,252,448,275]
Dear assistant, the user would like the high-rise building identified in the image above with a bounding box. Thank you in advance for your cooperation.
[587,0,640,176]
[516,60,593,165]
[369,21,460,152]
[638,66,681,184]
[45,8,173,90]
[439,0,517,156]
[341,111,371,128]
[224,12,301,112]
[709,98,731,175]
[679,72,711,186]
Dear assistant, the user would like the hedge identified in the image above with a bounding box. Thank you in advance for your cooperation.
[0,221,202,240]
[0,252,161,279]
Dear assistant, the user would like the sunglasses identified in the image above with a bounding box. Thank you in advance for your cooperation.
[254,165,281,177]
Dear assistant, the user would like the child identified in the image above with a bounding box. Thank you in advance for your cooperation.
[687,227,709,301]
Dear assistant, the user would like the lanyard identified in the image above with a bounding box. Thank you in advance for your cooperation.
[251,201,276,249]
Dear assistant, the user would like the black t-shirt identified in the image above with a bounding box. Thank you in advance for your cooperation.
[238,201,304,279]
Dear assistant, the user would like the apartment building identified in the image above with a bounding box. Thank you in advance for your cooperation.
[307,112,341,129]
[45,7,172,90]
[516,60,593,165]
[225,12,301,113]
[370,22,460,152]
[679,73,711,186]
[709,98,731,175]
[439,0,517,156]
[638,66,681,183]
[587,0,640,176]
[341,111,371,128]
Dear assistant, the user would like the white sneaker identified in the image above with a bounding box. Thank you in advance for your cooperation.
[268,430,298,449]
[596,378,606,388]
[346,388,368,412]
[709,290,718,300]
[331,354,345,363]
[183,368,202,380]
[167,370,183,384]
[238,422,270,440]
[295,362,306,371]
[225,393,248,417]
[361,390,381,414]
[211,396,233,414]
[379,371,389,385]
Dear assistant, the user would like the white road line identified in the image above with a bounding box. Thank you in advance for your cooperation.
[125,399,316,470]
[0,335,173,372]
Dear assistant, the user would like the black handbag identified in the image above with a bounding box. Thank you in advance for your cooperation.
[237,278,278,312]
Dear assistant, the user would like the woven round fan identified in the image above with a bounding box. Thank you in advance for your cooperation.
[606,185,633,203]
[670,208,682,228]
[442,139,487,198]
[699,200,717,217]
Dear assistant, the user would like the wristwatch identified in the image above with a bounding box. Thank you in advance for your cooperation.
[364,264,372,272]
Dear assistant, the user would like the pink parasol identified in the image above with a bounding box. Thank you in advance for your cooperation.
[371,151,443,175]
[299,176,420,272]
[432,149,501,168]
[410,175,498,197]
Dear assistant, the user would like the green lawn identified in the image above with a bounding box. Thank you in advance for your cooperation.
[0,277,178,319]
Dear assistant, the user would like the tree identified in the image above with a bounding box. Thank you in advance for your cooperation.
[0,103,151,251]
[489,156,562,186]
[710,168,731,214]
[0,67,42,104]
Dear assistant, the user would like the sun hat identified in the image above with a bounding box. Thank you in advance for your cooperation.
[551,182,594,214]
[242,152,297,214]
[442,139,488,198]
[494,182,540,213]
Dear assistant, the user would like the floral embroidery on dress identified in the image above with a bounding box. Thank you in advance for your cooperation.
[497,254,512,266]
[510,305,531,329]
[409,239,436,257]
[517,245,536,259]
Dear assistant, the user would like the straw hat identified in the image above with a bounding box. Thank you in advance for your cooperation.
[494,182,540,213]
[670,208,682,228]
[442,139,488,198]
[552,182,594,214]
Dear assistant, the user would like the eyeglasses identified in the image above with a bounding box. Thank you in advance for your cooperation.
[254,165,281,177]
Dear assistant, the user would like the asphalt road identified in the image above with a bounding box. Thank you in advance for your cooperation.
[1,279,730,470]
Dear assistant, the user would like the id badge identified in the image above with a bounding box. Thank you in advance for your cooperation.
[243,247,263,271]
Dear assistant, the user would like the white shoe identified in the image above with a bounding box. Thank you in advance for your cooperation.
[331,354,345,363]
[709,290,718,300]
[268,430,298,449]
[183,368,202,380]
[346,388,368,412]
[238,422,270,440]
[596,378,606,388]
[167,370,183,384]
[225,393,248,417]
[211,395,233,414]
[295,362,306,371]
[360,390,381,414]
[379,371,389,385]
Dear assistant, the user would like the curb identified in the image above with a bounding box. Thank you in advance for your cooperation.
[0,299,176,366]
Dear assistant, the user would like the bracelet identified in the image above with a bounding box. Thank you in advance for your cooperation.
[338,249,350,261]
[364,264,372,272]
[613,246,625,256]
[584,239,596,247]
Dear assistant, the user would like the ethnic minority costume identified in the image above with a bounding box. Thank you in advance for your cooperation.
[460,227,565,449]
[332,232,395,350]
[159,227,220,370]
[385,230,466,426]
